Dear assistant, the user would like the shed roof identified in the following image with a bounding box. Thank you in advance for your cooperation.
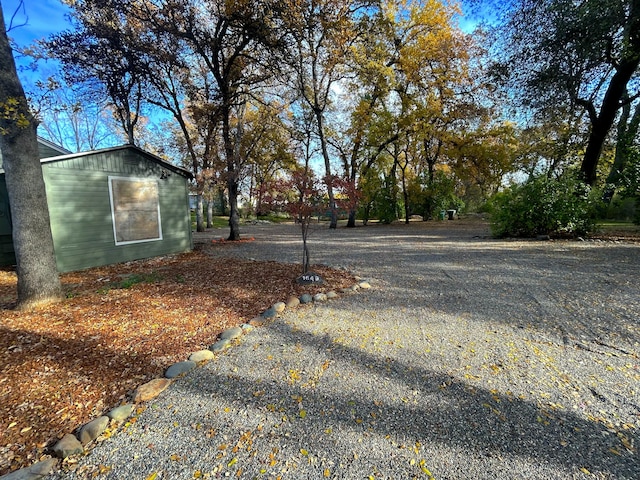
[37,136,72,157]
[39,144,193,179]
[1,143,193,179]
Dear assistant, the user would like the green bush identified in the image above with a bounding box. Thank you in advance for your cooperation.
[489,173,597,238]
[408,171,464,220]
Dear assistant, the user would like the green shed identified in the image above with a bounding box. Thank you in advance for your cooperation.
[0,143,193,272]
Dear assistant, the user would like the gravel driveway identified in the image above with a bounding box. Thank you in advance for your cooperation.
[53,219,639,479]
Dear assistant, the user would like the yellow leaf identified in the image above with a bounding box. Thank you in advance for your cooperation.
[323,468,330,477]
[421,465,433,475]
[146,473,158,480]
[300,448,309,456]
[299,410,307,418]
[619,435,634,452]
[228,457,238,467]
[193,470,202,478]
[579,467,591,475]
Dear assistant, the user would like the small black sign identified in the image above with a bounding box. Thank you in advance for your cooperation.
[296,271,324,285]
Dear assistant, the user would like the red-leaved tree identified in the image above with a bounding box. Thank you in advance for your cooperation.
[329,175,361,223]
[262,169,325,274]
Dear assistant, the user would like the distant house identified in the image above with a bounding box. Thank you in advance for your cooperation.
[0,139,193,272]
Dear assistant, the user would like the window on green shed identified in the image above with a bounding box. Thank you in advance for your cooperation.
[108,176,163,245]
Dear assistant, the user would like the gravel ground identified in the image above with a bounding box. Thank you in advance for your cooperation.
[51,219,639,479]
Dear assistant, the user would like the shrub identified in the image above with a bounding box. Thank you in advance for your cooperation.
[408,171,464,220]
[489,173,597,238]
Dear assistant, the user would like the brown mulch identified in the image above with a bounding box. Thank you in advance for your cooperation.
[0,245,355,476]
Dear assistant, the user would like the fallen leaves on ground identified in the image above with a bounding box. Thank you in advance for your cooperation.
[0,248,354,475]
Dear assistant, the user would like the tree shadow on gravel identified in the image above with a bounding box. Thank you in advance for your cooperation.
[202,223,640,348]
[174,319,638,479]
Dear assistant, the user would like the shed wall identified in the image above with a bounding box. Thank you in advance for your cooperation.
[38,143,66,159]
[41,148,192,272]
[0,177,16,266]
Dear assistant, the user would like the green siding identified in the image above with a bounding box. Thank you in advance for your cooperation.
[0,146,192,272]
[0,177,16,266]
[38,143,66,159]
[44,149,192,272]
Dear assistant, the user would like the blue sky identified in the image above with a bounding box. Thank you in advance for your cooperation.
[3,0,72,48]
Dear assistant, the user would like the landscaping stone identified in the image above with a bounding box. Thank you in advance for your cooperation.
[299,293,313,304]
[78,416,110,445]
[210,338,231,352]
[132,378,172,403]
[261,307,277,319]
[219,327,243,340]
[313,293,327,302]
[52,434,83,459]
[286,296,300,308]
[349,284,361,292]
[189,350,215,363]
[241,323,254,332]
[107,404,134,422]
[0,457,58,480]
[358,281,372,289]
[248,317,265,327]
[326,291,338,299]
[296,271,324,285]
[165,361,197,379]
[273,301,286,313]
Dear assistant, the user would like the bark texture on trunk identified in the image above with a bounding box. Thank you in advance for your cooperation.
[580,2,640,185]
[0,12,63,309]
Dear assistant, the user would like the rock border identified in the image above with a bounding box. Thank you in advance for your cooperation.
[0,279,373,479]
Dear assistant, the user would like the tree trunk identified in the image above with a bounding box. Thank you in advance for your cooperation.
[314,109,337,229]
[301,219,310,274]
[195,194,205,232]
[226,176,241,240]
[222,105,241,241]
[604,99,640,203]
[206,198,213,228]
[218,185,228,216]
[347,209,357,228]
[580,56,640,185]
[0,14,63,310]
[401,168,409,224]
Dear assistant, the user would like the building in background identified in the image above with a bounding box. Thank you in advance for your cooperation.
[0,139,193,272]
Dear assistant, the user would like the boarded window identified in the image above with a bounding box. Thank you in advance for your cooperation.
[108,176,162,245]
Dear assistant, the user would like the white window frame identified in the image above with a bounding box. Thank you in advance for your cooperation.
[108,176,163,246]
